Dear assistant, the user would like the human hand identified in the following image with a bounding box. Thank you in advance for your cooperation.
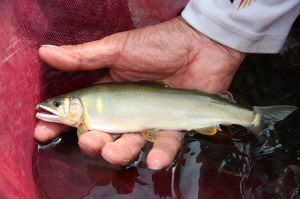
[34,17,246,170]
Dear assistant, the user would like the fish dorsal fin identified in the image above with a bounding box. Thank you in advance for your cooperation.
[217,91,235,102]
[135,80,178,88]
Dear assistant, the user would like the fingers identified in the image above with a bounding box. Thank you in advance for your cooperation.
[79,131,147,165]
[34,121,69,142]
[39,32,128,71]
[147,130,183,170]
[78,130,115,159]
[101,133,147,166]
[80,130,183,169]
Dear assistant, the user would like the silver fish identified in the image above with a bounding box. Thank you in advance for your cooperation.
[36,82,297,141]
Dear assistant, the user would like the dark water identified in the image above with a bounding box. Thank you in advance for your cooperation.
[33,24,300,199]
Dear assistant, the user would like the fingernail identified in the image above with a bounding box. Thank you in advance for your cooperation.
[148,166,163,170]
[121,159,130,166]
[41,44,58,48]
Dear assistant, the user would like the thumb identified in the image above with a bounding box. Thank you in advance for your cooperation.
[39,32,128,71]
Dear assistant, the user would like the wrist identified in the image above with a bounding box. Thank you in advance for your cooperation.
[174,16,246,65]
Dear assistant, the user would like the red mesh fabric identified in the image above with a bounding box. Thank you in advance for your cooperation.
[0,1,187,198]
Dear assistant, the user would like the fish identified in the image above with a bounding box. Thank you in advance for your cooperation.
[36,82,297,142]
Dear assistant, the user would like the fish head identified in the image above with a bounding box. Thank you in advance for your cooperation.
[36,95,84,127]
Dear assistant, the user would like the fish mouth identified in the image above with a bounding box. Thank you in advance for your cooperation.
[36,104,62,123]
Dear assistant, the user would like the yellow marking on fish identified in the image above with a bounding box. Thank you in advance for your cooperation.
[96,98,103,113]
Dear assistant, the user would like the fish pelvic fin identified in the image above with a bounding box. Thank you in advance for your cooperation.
[141,128,159,142]
[77,123,88,137]
[249,105,297,135]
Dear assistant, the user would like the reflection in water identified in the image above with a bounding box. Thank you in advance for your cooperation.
[33,25,300,199]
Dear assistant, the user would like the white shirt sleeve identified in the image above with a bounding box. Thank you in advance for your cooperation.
[181,0,300,53]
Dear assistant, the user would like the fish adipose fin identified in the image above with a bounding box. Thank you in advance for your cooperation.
[249,105,297,135]
[141,128,159,142]
[217,91,235,102]
[194,125,222,135]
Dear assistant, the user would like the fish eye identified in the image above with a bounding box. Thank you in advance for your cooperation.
[53,100,62,108]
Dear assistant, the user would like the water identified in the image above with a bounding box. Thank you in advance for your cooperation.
[33,24,300,199]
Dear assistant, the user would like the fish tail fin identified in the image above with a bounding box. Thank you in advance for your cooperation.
[248,105,297,135]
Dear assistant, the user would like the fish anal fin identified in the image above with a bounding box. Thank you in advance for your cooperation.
[141,128,159,142]
[194,126,221,136]
[217,91,235,102]
[77,123,88,137]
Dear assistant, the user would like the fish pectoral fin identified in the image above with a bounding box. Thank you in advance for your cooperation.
[194,126,221,136]
[77,123,88,137]
[141,128,159,142]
